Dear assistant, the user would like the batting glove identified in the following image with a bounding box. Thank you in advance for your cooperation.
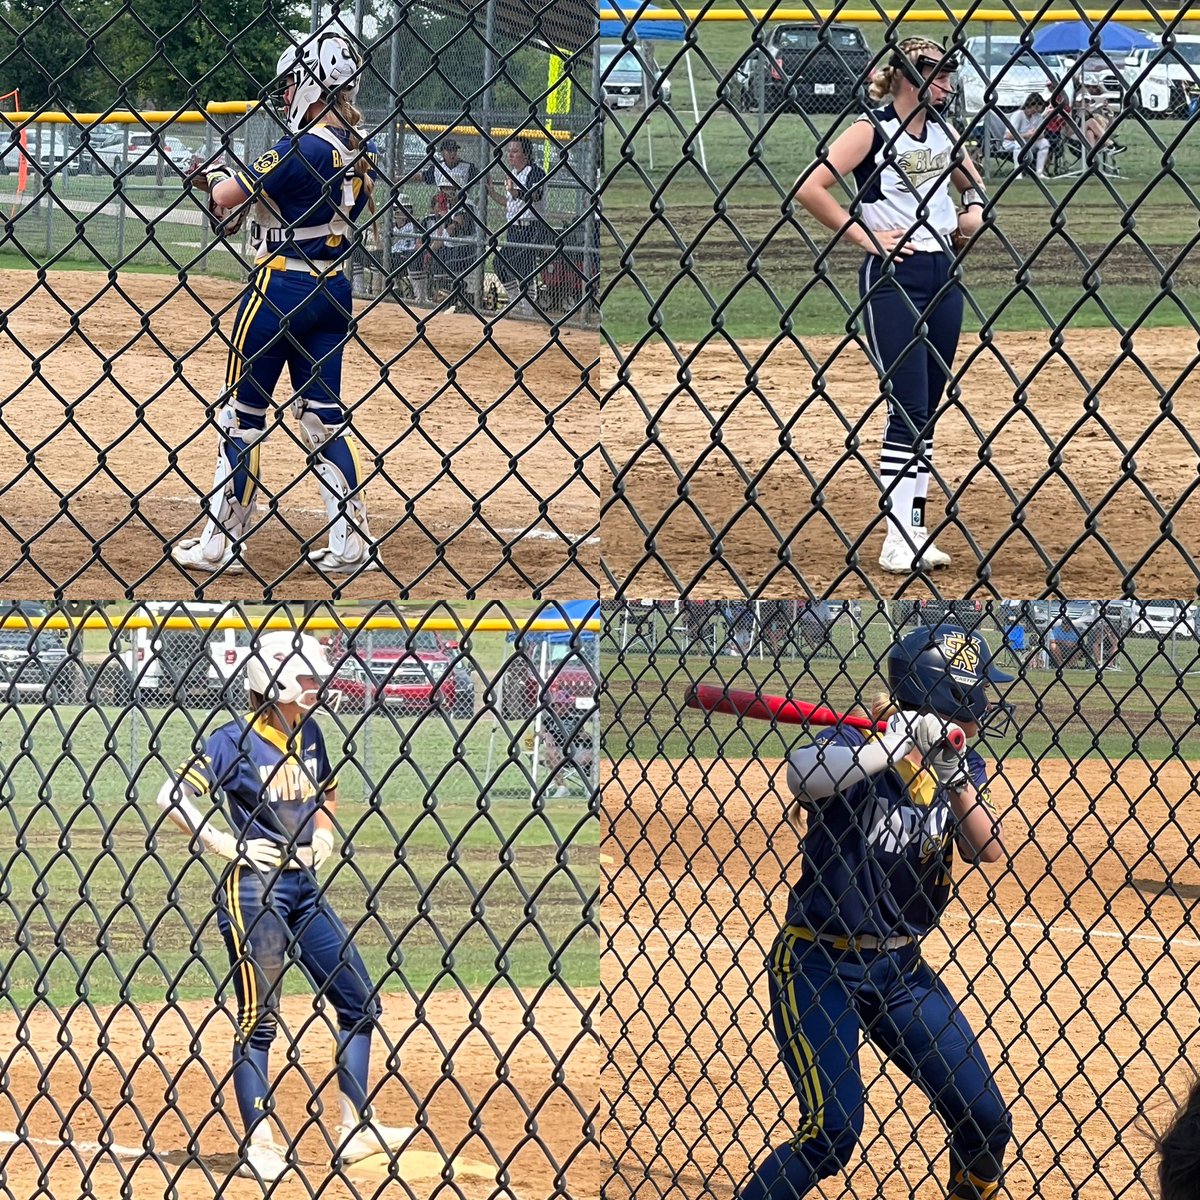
[309,828,336,871]
[200,827,282,872]
[924,738,972,791]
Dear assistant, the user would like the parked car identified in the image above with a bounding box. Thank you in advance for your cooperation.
[1139,33,1200,115]
[96,132,197,176]
[999,599,1055,632]
[599,42,672,109]
[1101,600,1134,633]
[1129,600,1198,638]
[1059,51,1171,115]
[124,601,245,707]
[735,22,870,114]
[497,624,596,723]
[0,128,80,176]
[958,37,1061,118]
[326,629,475,718]
[0,601,72,703]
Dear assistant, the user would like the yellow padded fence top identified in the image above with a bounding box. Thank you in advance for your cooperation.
[597,7,1200,19]
[0,614,601,634]
[0,102,576,141]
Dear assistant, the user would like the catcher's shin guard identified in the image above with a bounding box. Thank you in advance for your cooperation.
[296,403,377,571]
[171,405,262,572]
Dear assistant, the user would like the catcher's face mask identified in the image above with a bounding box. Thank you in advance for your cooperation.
[893,43,960,110]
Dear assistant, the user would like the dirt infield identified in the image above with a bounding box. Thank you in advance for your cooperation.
[602,326,1200,596]
[0,986,599,1200]
[601,754,1200,1200]
[0,271,597,597]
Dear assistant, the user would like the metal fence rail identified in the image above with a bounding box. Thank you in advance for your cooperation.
[0,0,599,596]
[597,4,1200,598]
[600,599,1200,1199]
[0,600,599,1200]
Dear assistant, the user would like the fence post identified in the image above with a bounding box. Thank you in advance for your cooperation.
[116,126,128,262]
[362,629,372,804]
[982,21,993,183]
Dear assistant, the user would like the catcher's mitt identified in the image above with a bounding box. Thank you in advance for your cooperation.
[207,193,246,237]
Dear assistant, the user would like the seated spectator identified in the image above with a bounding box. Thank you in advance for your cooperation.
[1002,92,1050,176]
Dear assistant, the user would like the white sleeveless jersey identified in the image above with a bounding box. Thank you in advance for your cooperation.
[851,104,959,250]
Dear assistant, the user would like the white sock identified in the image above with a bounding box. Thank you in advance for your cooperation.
[881,440,919,543]
[339,1094,361,1129]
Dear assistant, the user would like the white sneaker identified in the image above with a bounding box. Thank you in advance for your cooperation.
[170,536,244,573]
[238,1138,290,1182]
[306,545,382,574]
[878,531,915,574]
[334,1120,413,1164]
[912,527,952,568]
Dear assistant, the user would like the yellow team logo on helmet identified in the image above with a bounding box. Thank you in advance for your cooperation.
[941,629,980,680]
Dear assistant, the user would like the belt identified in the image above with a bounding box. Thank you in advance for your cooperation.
[786,923,916,952]
[257,255,343,276]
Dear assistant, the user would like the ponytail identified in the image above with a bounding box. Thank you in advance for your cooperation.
[332,92,376,211]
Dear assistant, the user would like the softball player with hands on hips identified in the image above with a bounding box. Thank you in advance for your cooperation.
[155,631,410,1183]
[738,625,1014,1200]
[173,30,379,576]
[794,37,989,576]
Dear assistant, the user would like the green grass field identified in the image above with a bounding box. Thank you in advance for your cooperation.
[602,608,1200,766]
[0,700,598,1011]
[600,3,1200,343]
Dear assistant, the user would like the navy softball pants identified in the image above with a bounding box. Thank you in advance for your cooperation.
[860,251,963,532]
[737,928,1011,1200]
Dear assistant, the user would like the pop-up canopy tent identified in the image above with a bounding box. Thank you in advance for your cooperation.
[598,3,707,172]
[1032,19,1156,55]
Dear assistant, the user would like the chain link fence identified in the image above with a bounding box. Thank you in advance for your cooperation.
[0,0,599,596]
[601,598,1200,1199]
[0,600,599,1199]
[598,5,1200,598]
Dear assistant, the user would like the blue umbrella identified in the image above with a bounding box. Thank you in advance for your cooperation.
[1032,20,1156,55]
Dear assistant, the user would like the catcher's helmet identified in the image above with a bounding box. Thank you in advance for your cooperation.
[889,37,960,106]
[888,624,1013,733]
[274,30,362,133]
[245,630,337,711]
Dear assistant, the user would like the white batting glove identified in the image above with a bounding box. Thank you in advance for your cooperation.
[925,738,972,791]
[309,828,336,871]
[199,827,282,871]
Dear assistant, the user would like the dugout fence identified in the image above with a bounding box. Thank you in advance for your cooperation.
[599,4,1200,597]
[0,600,599,1200]
[600,598,1200,1200]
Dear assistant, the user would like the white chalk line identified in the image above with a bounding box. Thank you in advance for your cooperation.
[0,1131,146,1158]
[155,496,598,544]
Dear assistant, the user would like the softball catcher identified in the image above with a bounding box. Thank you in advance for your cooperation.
[794,37,990,576]
[175,30,379,576]
[156,631,410,1182]
[738,624,1014,1200]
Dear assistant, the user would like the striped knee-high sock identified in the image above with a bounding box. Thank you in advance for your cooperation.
[913,438,934,528]
[880,439,918,542]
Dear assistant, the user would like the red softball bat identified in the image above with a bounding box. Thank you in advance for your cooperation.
[683,683,966,751]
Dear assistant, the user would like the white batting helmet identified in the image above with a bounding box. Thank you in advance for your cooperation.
[245,630,335,710]
[276,31,362,133]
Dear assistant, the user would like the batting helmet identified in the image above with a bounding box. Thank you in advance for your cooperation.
[888,624,1013,733]
[275,30,362,133]
[245,630,336,710]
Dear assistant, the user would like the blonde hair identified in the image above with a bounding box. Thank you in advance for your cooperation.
[868,37,948,102]
[332,93,376,211]
[870,693,899,723]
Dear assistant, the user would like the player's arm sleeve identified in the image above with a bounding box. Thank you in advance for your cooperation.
[787,725,904,805]
[525,162,547,201]
[156,744,222,838]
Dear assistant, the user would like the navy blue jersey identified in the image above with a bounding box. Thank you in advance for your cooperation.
[175,716,337,847]
[234,127,379,262]
[785,724,991,939]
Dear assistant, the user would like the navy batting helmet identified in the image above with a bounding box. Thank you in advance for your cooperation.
[888,624,1014,734]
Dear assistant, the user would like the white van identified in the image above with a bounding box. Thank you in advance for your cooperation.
[125,602,248,707]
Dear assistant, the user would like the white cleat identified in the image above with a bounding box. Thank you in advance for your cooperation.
[306,545,382,574]
[238,1138,291,1183]
[170,537,244,573]
[912,527,952,568]
[334,1120,413,1165]
[878,530,950,574]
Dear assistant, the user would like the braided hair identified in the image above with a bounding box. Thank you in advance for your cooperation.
[868,36,951,102]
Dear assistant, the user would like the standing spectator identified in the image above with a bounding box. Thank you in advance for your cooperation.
[422,136,478,193]
[487,137,549,318]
